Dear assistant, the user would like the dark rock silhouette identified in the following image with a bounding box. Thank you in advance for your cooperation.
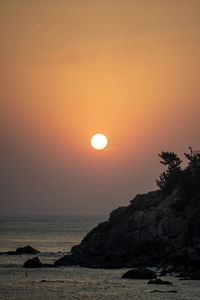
[23,257,52,268]
[16,245,40,254]
[148,278,172,284]
[23,257,43,268]
[0,245,40,255]
[54,187,200,271]
[121,268,157,279]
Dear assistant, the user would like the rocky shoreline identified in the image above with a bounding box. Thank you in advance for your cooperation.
[5,184,200,279]
[4,149,199,277]
[13,185,199,282]
[52,189,200,274]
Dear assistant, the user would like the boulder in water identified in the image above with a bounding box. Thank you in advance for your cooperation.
[23,257,43,268]
[121,268,157,279]
[23,257,52,268]
[0,245,40,255]
[16,245,40,255]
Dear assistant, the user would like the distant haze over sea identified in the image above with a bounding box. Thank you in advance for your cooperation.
[1,0,200,215]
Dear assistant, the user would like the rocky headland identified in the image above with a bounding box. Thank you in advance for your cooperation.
[54,149,200,273]
[54,189,200,271]
[21,149,200,276]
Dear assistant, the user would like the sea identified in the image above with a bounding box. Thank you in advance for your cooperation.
[0,215,200,300]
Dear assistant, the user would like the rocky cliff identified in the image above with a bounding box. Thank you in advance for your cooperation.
[54,189,200,271]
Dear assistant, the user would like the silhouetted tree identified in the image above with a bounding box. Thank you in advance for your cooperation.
[183,147,200,194]
[156,151,182,194]
[184,146,200,168]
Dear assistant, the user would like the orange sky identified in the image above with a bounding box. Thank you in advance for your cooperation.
[1,0,200,214]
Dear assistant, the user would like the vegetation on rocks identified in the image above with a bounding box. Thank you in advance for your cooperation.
[156,147,200,197]
[53,147,200,272]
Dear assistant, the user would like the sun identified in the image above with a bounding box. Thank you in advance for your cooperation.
[91,134,108,150]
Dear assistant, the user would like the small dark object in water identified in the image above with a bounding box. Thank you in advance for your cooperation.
[148,278,172,285]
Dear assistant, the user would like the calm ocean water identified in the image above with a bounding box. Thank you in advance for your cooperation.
[0,215,200,300]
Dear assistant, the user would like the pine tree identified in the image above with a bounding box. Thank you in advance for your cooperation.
[184,147,200,193]
[156,151,182,194]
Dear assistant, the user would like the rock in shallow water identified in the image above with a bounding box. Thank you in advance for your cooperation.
[23,257,52,268]
[16,245,40,254]
[0,245,40,255]
[23,257,43,268]
[121,268,157,279]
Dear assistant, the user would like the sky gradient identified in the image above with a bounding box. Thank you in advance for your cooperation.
[1,0,200,214]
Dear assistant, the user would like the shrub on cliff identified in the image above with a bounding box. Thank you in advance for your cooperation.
[183,147,200,195]
[156,147,200,197]
[156,151,182,195]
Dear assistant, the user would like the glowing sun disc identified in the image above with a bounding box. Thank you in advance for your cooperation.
[91,134,108,150]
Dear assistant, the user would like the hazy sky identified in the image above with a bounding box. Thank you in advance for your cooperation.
[1,0,200,214]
